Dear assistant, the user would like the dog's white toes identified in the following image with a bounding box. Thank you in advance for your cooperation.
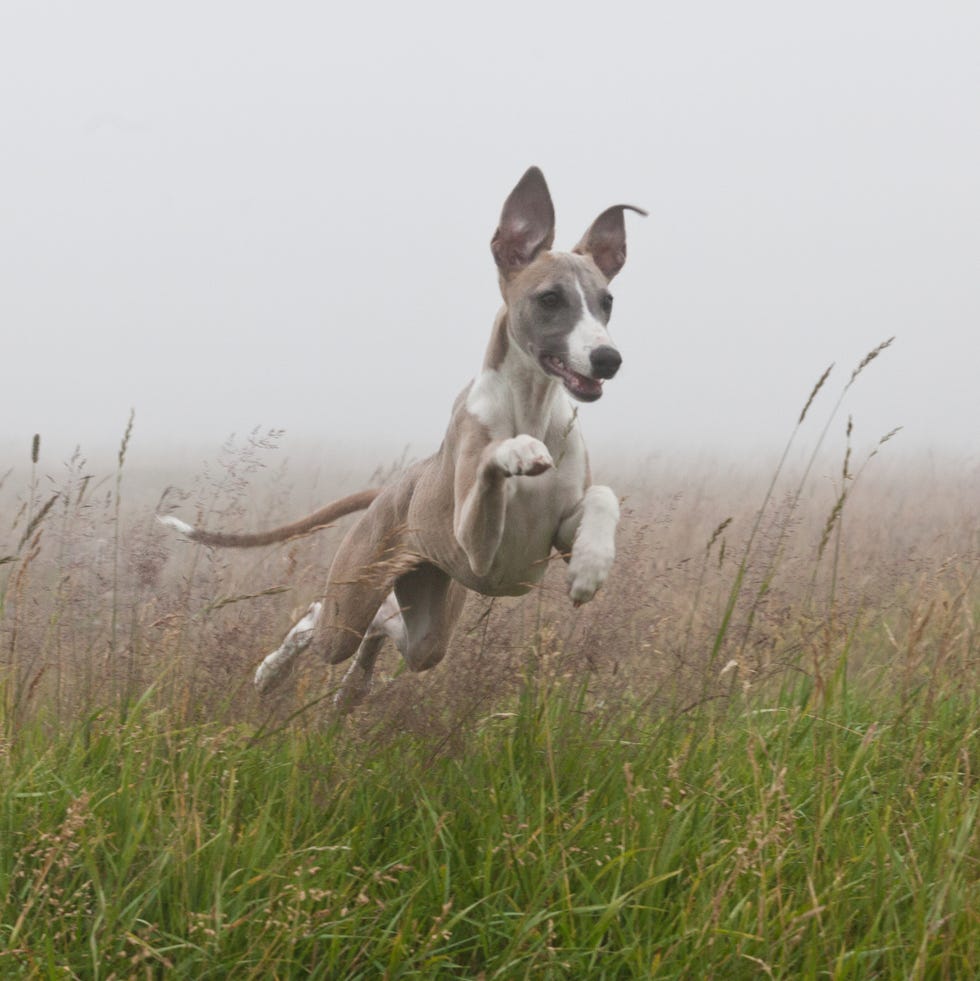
[254,657,281,694]
[254,646,296,693]
[567,573,601,606]
[254,601,322,695]
[567,548,614,605]
[495,434,554,477]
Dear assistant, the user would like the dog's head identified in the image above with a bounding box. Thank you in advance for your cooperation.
[491,167,646,403]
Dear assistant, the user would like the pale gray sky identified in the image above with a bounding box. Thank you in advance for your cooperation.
[2,1,978,470]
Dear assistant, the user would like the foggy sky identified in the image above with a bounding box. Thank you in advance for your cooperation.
[2,1,978,473]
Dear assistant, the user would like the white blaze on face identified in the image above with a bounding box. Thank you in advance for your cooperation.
[567,278,614,377]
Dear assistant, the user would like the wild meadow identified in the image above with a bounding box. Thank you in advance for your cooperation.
[2,351,979,979]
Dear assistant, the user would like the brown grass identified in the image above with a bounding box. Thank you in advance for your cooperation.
[2,424,978,746]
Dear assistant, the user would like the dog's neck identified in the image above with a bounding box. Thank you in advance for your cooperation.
[469,310,568,441]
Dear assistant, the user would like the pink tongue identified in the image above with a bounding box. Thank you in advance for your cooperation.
[557,362,600,396]
[542,355,602,400]
[573,375,602,397]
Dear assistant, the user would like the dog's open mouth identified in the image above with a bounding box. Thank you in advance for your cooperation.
[540,355,604,402]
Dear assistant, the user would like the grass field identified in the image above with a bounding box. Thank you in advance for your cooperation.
[2,366,979,978]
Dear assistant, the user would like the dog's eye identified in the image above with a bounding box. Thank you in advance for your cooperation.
[537,291,561,309]
[601,294,614,314]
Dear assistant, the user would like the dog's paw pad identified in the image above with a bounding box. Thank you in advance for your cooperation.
[495,435,554,477]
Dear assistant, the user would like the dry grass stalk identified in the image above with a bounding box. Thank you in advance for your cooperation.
[798,363,833,424]
[848,336,894,386]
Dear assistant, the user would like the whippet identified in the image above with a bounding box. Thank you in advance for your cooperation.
[160,167,645,707]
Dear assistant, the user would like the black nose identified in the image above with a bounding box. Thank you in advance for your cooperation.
[590,345,622,380]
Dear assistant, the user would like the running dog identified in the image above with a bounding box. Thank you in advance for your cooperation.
[160,167,645,707]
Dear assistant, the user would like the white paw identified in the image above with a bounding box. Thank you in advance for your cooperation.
[254,657,281,694]
[567,543,615,606]
[566,486,619,605]
[254,602,321,694]
[495,435,554,477]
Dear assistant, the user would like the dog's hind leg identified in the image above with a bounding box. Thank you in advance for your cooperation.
[308,498,413,668]
[392,563,468,673]
[254,601,322,694]
[333,564,466,709]
[256,494,409,695]
[333,591,406,712]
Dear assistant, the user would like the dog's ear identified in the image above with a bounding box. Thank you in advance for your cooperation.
[573,204,647,281]
[491,167,556,278]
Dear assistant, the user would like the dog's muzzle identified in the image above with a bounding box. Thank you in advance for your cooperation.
[589,345,622,380]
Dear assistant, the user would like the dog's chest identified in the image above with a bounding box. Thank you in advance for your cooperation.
[465,365,578,444]
[503,463,574,531]
[482,439,585,586]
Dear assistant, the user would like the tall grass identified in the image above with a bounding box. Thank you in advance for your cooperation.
[2,345,980,977]
[2,669,978,978]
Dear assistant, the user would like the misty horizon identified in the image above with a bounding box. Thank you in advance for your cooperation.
[3,3,978,470]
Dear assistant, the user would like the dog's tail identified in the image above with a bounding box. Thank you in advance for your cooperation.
[157,488,380,548]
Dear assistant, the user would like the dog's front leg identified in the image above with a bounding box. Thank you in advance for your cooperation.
[557,485,620,605]
[453,434,553,577]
